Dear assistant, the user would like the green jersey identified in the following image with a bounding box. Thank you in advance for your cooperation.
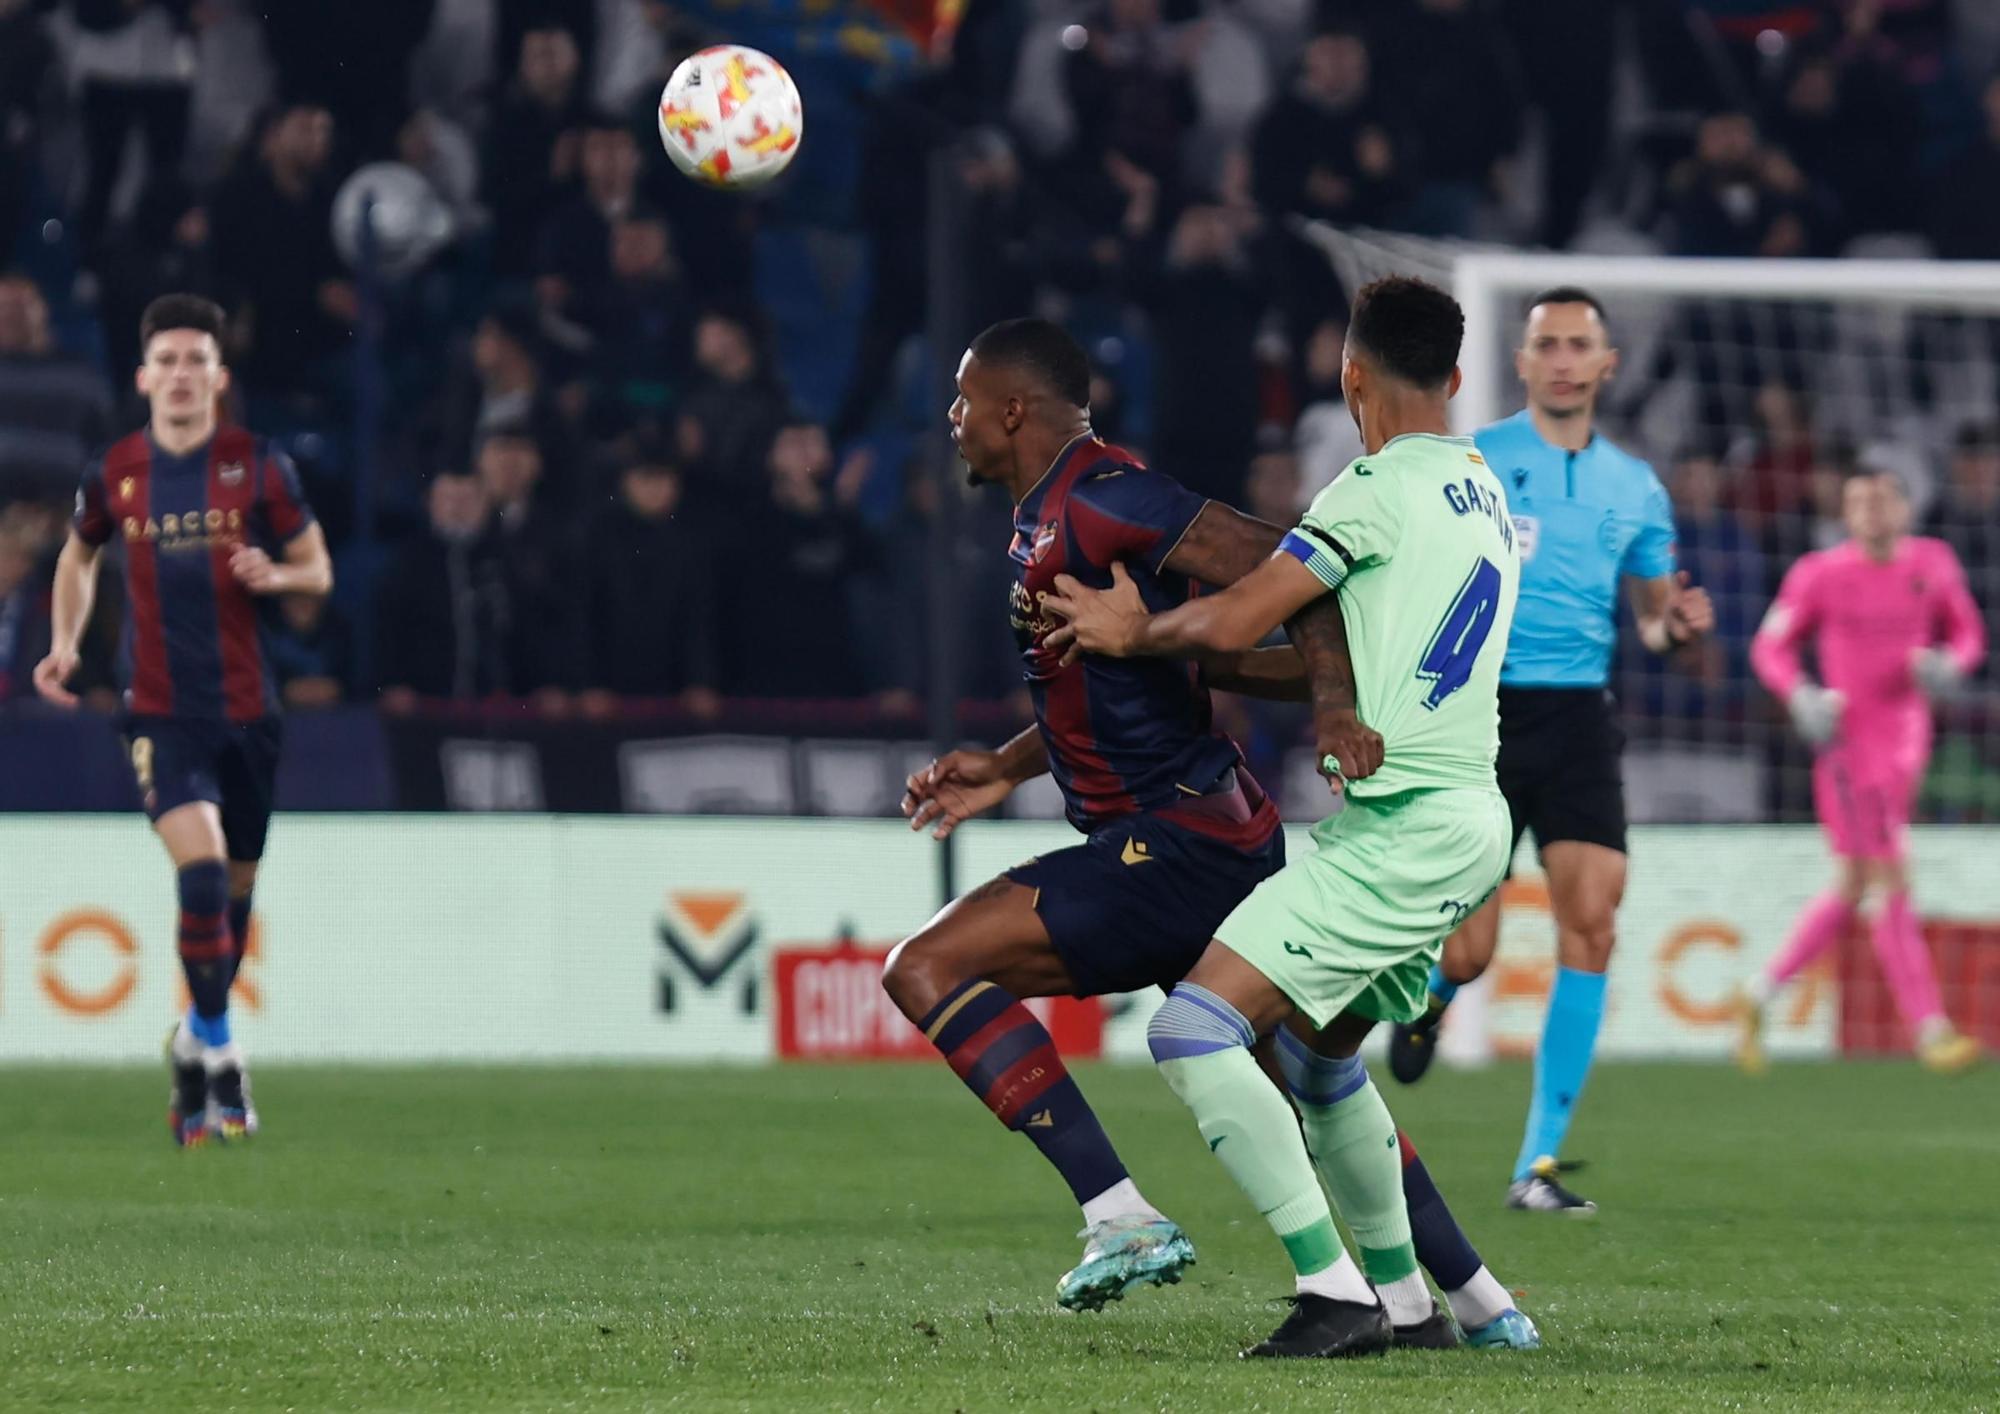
[1282,432,1519,799]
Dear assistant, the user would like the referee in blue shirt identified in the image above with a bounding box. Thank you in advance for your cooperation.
[1387,288,1715,1214]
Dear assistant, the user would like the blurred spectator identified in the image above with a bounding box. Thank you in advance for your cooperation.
[1134,202,1267,504]
[475,426,578,699]
[1770,40,1921,241]
[1665,448,1762,693]
[210,104,353,401]
[1923,423,2000,681]
[265,592,352,709]
[1930,74,2000,260]
[484,25,587,277]
[376,471,506,707]
[496,0,596,96]
[1252,28,1408,336]
[1252,28,1410,231]
[0,275,113,503]
[259,0,436,162]
[572,215,687,434]
[1661,111,1821,258]
[99,179,228,380]
[1391,0,1527,238]
[832,122,1033,445]
[396,107,484,235]
[427,306,570,485]
[1731,379,1817,535]
[0,0,56,255]
[676,307,789,514]
[534,115,649,322]
[577,442,718,715]
[1061,0,1200,189]
[1292,317,1363,500]
[1503,0,1615,248]
[61,0,196,253]
[1243,447,1302,527]
[721,421,872,698]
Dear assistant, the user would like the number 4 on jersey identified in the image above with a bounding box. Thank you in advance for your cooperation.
[1416,558,1503,710]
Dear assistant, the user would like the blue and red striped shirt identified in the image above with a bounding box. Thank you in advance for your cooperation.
[1009,436,1277,846]
[73,425,316,722]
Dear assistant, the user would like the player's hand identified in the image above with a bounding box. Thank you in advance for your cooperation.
[32,648,80,708]
[230,546,286,593]
[1910,646,1965,698]
[1788,682,1845,746]
[1315,707,1384,795]
[1667,572,1714,643]
[1043,561,1146,665]
[903,749,1013,841]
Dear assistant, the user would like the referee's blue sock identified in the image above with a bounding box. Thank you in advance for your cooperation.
[1427,963,1458,1008]
[1513,966,1607,1181]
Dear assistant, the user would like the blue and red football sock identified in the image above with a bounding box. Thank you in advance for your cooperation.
[918,978,1128,1206]
[177,860,233,1047]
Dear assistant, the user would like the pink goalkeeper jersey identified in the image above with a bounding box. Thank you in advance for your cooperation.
[1752,537,1986,773]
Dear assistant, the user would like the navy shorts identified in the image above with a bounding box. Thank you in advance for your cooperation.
[1008,811,1286,997]
[121,715,284,861]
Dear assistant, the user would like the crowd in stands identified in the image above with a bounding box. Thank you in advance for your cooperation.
[0,0,1998,730]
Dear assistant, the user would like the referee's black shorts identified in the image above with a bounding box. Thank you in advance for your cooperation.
[1497,687,1627,870]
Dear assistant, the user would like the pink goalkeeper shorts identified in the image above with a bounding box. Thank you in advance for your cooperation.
[1812,750,1919,862]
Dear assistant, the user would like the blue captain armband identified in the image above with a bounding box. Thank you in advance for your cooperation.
[1280,527,1352,591]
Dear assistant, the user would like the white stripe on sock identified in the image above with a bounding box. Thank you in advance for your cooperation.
[1080,1177,1162,1227]
[1379,1271,1433,1327]
[1445,1265,1514,1329]
[1295,1250,1376,1305]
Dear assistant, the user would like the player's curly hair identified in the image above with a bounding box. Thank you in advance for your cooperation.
[140,293,227,354]
[1348,276,1463,389]
[969,318,1092,410]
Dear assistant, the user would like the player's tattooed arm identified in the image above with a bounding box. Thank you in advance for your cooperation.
[1159,501,1283,587]
[1287,596,1384,784]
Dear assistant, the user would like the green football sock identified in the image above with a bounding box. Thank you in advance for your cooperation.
[1157,1046,1345,1277]
[1297,1072,1418,1285]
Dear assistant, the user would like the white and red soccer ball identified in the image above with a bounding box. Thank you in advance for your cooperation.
[657,44,804,190]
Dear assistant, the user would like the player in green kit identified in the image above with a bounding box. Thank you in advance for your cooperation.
[1045,277,1519,1358]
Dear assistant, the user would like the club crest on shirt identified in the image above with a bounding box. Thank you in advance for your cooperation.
[219,461,247,487]
[118,476,135,503]
[1031,521,1058,564]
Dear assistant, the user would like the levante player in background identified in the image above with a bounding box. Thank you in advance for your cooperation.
[34,293,331,1146]
[1737,469,1985,1073]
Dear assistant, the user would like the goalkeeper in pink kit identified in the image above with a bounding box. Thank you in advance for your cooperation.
[1739,471,1985,1073]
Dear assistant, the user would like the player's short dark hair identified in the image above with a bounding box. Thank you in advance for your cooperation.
[139,293,226,354]
[1524,286,1609,329]
[1347,276,1463,389]
[969,318,1092,409]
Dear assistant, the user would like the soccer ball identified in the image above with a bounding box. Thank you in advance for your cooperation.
[657,45,803,190]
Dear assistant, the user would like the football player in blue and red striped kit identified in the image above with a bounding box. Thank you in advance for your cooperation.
[34,294,332,1147]
[883,319,1535,1348]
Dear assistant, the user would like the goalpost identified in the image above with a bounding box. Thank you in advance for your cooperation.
[1310,227,2000,1065]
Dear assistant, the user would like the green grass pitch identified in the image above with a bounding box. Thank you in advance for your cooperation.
[2,1060,1994,1411]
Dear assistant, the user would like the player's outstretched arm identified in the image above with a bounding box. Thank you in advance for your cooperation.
[1630,570,1713,656]
[33,532,102,709]
[901,726,1048,841]
[1044,554,1328,661]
